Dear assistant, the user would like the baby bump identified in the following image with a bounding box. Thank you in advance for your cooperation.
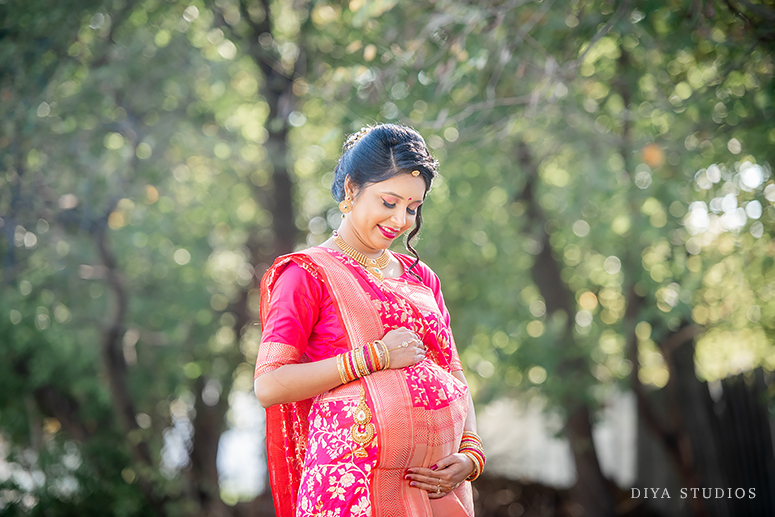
[366,360,469,470]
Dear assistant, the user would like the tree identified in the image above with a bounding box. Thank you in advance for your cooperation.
[283,0,775,514]
[2,0,773,515]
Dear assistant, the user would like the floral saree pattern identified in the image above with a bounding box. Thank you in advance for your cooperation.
[257,247,474,517]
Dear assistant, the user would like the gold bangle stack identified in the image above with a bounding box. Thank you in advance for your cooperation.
[459,431,486,481]
[337,341,391,385]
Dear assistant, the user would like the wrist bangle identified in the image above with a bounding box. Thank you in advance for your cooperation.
[354,347,368,377]
[337,354,349,385]
[338,341,391,385]
[366,341,380,371]
[374,340,389,370]
[459,431,485,481]
[461,450,483,481]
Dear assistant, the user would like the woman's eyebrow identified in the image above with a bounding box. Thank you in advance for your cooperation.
[380,191,404,200]
[381,191,422,203]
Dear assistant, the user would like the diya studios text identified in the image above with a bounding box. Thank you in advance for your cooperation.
[631,487,756,500]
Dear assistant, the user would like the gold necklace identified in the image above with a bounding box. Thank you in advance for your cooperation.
[333,231,390,281]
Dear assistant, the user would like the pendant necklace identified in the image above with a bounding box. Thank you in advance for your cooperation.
[332,231,390,281]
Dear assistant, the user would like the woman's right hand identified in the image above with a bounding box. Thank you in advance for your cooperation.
[381,327,425,369]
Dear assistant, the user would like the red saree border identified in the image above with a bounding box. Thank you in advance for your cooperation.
[260,254,319,517]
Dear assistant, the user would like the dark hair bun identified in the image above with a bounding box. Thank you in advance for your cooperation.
[331,124,438,202]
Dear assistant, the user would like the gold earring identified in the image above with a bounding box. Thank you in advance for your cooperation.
[339,195,353,214]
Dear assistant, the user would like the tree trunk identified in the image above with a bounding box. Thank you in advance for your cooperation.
[515,141,616,517]
[189,377,231,517]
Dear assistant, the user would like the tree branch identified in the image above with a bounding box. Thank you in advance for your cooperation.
[573,0,633,73]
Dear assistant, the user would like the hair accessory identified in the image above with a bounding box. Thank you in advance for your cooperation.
[339,195,353,214]
[411,170,420,177]
[343,127,372,153]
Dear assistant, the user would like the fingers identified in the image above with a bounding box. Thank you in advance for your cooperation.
[390,337,424,354]
[382,328,427,368]
[405,474,456,498]
[387,332,422,350]
[405,455,472,497]
[405,467,461,498]
[431,455,455,471]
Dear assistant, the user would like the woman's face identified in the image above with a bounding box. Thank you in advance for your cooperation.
[343,173,426,253]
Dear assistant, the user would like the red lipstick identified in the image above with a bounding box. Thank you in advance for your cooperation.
[378,225,399,240]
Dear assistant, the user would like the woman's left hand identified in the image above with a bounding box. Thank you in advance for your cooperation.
[405,453,475,499]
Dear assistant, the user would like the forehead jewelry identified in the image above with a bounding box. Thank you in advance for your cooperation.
[411,170,420,177]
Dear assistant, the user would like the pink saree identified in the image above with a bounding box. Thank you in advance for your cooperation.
[256,247,474,517]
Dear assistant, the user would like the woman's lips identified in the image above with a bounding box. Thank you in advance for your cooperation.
[378,225,399,239]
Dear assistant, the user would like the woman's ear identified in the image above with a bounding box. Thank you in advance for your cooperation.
[343,176,355,198]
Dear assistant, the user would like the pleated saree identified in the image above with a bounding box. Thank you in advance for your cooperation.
[256,246,474,517]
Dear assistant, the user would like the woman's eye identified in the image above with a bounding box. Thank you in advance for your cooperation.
[406,207,417,215]
[383,200,396,209]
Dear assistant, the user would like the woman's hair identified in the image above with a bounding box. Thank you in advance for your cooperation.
[331,124,438,278]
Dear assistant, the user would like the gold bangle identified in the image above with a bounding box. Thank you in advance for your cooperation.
[343,351,356,381]
[375,339,389,370]
[366,342,380,371]
[354,347,368,378]
[461,451,483,481]
[373,340,386,370]
[462,430,482,442]
[337,354,349,384]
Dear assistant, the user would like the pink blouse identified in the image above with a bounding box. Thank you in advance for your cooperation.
[255,251,462,378]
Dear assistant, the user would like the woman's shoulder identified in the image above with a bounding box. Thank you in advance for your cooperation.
[262,252,325,295]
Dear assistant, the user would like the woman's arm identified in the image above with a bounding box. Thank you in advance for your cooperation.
[254,357,341,409]
[255,326,426,408]
[453,369,477,433]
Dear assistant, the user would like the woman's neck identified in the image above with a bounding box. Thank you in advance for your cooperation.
[334,224,384,260]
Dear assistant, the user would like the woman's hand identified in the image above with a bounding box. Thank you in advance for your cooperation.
[404,453,475,499]
[381,327,425,369]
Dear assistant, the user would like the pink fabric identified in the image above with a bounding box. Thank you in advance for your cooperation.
[257,249,472,517]
[256,254,461,375]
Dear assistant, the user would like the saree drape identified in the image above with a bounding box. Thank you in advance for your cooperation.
[257,247,474,517]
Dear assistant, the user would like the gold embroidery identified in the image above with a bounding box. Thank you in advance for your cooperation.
[351,383,375,458]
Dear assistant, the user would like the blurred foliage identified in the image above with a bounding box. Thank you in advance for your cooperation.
[1,0,774,514]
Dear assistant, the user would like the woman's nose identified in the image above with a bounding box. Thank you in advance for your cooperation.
[391,211,406,228]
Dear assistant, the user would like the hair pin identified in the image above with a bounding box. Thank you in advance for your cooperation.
[343,127,372,153]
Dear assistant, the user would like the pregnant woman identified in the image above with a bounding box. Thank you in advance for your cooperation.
[254,123,485,517]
